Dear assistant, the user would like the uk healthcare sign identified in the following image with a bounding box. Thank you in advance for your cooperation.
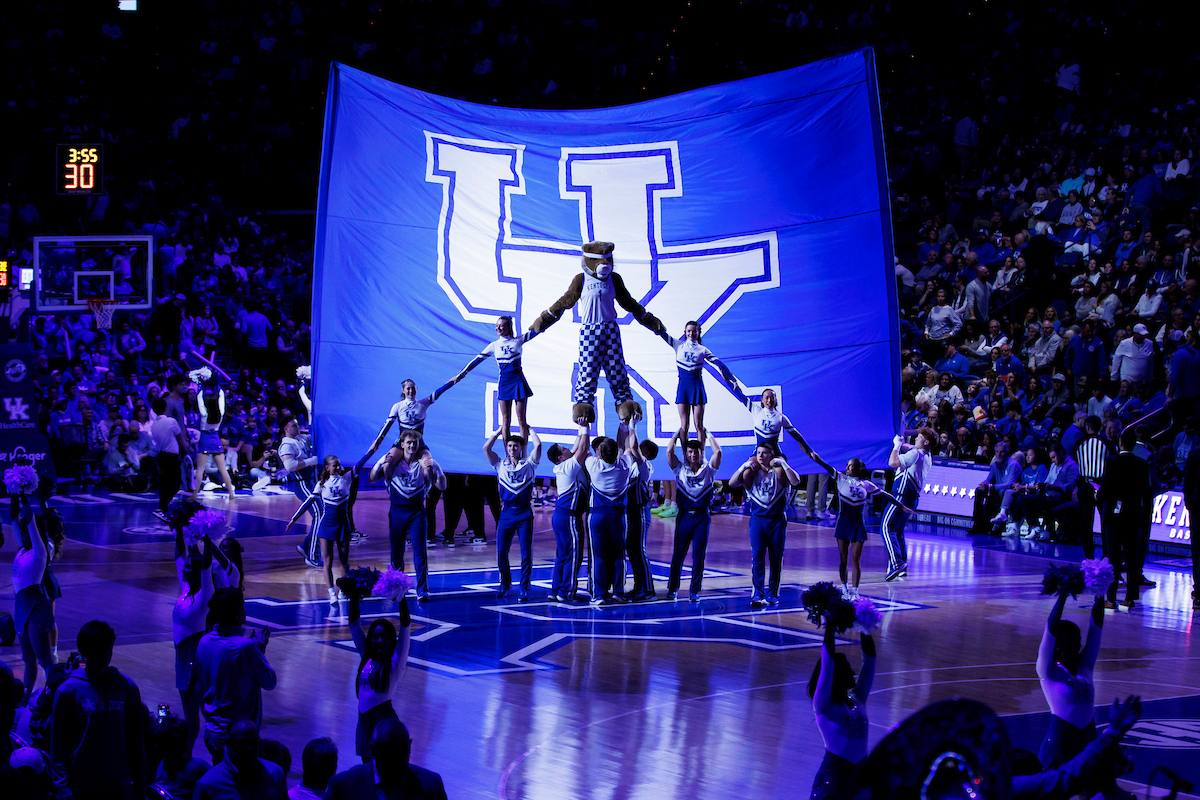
[312,51,898,475]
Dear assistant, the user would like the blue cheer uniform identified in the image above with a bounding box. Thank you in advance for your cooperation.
[625,459,654,597]
[833,472,881,543]
[584,453,635,600]
[454,332,539,402]
[315,472,355,544]
[385,457,444,596]
[880,448,930,574]
[551,456,588,600]
[496,454,539,593]
[745,399,795,453]
[673,339,713,405]
[668,460,715,597]
[743,461,790,602]
[280,432,323,566]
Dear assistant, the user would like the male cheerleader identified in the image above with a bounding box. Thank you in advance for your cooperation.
[666,431,722,602]
[484,427,542,601]
[547,419,590,603]
[280,417,322,568]
[626,435,660,602]
[881,428,935,581]
[576,415,645,606]
[370,430,447,601]
[730,443,803,607]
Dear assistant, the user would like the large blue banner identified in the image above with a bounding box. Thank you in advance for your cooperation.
[312,50,898,476]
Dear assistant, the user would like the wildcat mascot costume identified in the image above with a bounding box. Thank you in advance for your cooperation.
[529,241,665,424]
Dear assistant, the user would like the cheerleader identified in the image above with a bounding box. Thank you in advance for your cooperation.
[173,531,215,757]
[665,431,722,602]
[729,443,803,607]
[452,316,539,442]
[806,451,909,595]
[369,430,447,601]
[626,435,659,601]
[660,321,737,448]
[547,418,591,603]
[1036,593,1106,768]
[286,454,370,605]
[368,378,456,458]
[10,493,55,698]
[809,624,875,799]
[188,364,235,501]
[881,428,935,582]
[280,417,323,569]
[347,593,411,763]
[576,415,645,605]
[484,425,542,600]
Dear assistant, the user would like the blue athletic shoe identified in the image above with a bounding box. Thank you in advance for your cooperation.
[688,593,700,604]
[518,588,532,602]
[750,595,766,608]
[496,585,510,599]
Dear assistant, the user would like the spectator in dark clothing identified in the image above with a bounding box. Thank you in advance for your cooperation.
[0,659,17,764]
[151,713,209,800]
[193,719,286,800]
[50,620,146,800]
[1097,430,1153,610]
[291,737,338,800]
[1183,448,1200,612]
[324,719,447,800]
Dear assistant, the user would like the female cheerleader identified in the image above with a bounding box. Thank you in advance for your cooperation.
[451,316,539,442]
[173,531,215,756]
[809,624,876,799]
[347,592,411,763]
[286,453,371,605]
[659,320,737,450]
[729,443,803,607]
[10,493,55,698]
[189,366,235,501]
[1036,592,1106,768]
[805,450,909,595]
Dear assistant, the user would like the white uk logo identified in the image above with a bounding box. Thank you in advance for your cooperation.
[425,133,780,443]
[3,397,29,421]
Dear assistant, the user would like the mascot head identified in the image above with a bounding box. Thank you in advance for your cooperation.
[581,240,615,280]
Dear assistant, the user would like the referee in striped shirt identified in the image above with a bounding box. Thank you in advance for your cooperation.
[1072,416,1111,558]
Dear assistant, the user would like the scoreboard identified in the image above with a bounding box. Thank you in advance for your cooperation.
[56,144,104,195]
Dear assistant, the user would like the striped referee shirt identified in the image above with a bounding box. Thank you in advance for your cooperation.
[1073,435,1111,481]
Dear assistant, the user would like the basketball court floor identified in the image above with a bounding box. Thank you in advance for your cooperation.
[8,488,1198,798]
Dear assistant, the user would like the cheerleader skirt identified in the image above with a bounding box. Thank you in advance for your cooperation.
[675,367,707,405]
[317,502,351,542]
[497,364,533,401]
[356,700,399,758]
[834,506,869,543]
[198,429,223,455]
[809,750,858,800]
[14,585,54,638]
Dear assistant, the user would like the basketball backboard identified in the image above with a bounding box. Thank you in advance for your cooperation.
[31,235,155,312]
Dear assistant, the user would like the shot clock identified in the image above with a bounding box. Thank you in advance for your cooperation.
[56,144,104,195]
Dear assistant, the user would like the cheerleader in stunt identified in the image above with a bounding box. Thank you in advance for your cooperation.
[451,316,539,442]
[659,320,737,450]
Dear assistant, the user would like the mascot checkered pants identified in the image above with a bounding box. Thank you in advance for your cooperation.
[574,321,632,408]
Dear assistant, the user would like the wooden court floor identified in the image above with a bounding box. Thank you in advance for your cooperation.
[4,488,1198,798]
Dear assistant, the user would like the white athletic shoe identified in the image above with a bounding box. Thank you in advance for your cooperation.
[1021,525,1038,539]
[990,509,1008,525]
[328,587,339,606]
[252,475,272,491]
[1003,521,1018,537]
[1019,522,1030,538]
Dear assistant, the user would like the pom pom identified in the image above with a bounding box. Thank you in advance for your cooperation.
[188,367,212,384]
[1081,557,1115,597]
[372,567,416,602]
[183,509,227,547]
[3,465,39,495]
[296,365,311,381]
[1041,564,1085,598]
[852,596,883,634]
[337,567,381,600]
[166,497,204,530]
[801,582,857,632]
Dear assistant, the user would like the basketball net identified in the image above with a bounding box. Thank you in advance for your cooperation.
[87,298,117,331]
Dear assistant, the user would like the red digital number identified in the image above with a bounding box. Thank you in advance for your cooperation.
[64,163,78,189]
[80,163,94,189]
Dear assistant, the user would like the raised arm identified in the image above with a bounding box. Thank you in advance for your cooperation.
[528,431,543,465]
[484,429,502,468]
[875,486,909,511]
[707,431,722,470]
[666,432,682,472]
[626,418,644,463]
[298,384,312,418]
[393,597,412,673]
[813,626,836,715]
[1079,597,1104,672]
[529,274,585,333]
[574,419,592,466]
[888,435,903,469]
[611,272,666,334]
[449,344,494,386]
[358,420,393,467]
[704,353,738,387]
[787,427,817,458]
[209,538,238,589]
[729,458,756,488]
[1037,593,1069,678]
[856,634,877,700]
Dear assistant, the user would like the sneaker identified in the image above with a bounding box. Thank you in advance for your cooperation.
[443,537,456,548]
[547,594,561,603]
[632,590,657,602]
[337,590,348,602]
[1019,522,1030,538]
[990,509,1008,525]
[898,568,908,577]
[349,530,367,544]
[750,596,766,608]
[884,565,904,582]
[152,509,169,523]
[418,592,430,602]
[766,595,779,606]
[666,590,678,600]
[1002,522,1018,537]
[518,588,532,602]
[689,594,700,604]
[252,475,272,491]
[1120,598,1137,609]
[1029,526,1047,541]
[651,506,666,516]
[305,557,322,569]
[426,533,439,545]
[327,587,339,606]
[469,533,487,544]
[805,512,817,521]
[817,510,833,520]
[1140,578,1157,588]
[203,481,221,492]
[496,585,510,599]
[660,505,678,518]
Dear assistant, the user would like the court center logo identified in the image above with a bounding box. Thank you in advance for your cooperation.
[1120,719,1200,749]
[425,134,780,442]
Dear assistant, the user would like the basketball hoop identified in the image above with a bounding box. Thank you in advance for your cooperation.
[86,298,117,331]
